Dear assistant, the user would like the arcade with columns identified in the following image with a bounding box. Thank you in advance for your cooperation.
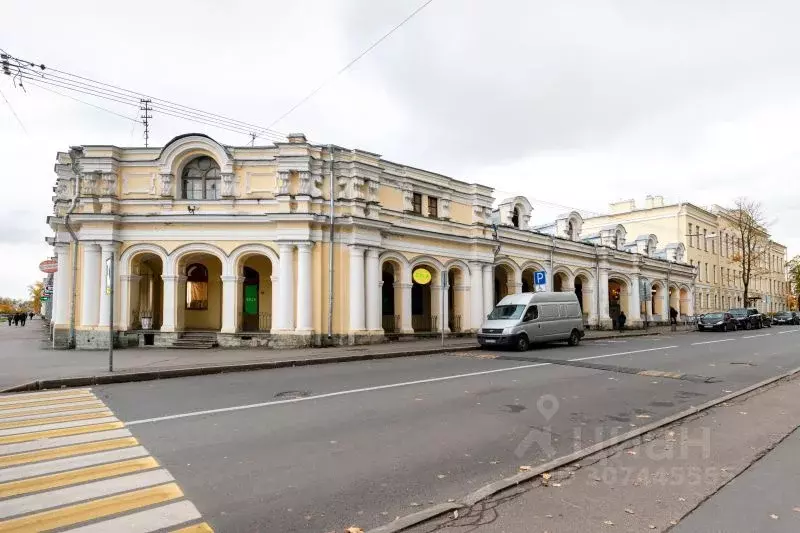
[46,133,695,349]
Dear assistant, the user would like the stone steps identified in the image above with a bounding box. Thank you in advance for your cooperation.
[170,332,218,349]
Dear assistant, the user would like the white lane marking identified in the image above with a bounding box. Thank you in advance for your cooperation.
[64,500,202,533]
[0,469,173,518]
[0,400,104,416]
[778,329,799,334]
[742,334,772,339]
[0,428,133,456]
[128,345,679,426]
[0,446,149,482]
[0,416,117,437]
[0,407,110,423]
[691,339,735,346]
[0,392,93,406]
[568,346,678,363]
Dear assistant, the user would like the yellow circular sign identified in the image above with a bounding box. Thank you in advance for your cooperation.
[413,268,432,285]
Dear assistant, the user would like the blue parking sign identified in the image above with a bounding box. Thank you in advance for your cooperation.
[534,271,547,286]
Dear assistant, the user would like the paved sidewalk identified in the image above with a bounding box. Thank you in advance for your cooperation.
[407,372,800,533]
[0,320,688,391]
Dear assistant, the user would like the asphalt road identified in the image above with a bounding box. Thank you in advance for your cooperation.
[93,326,800,532]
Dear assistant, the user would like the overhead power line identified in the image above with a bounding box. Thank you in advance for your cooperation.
[1,49,288,143]
[266,0,436,129]
[0,87,27,134]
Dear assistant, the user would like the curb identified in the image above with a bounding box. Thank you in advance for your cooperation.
[0,344,481,393]
[366,364,800,533]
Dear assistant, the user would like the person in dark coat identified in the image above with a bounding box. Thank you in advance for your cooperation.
[617,311,627,331]
[20,313,26,326]
[13,313,19,326]
[669,306,678,331]
[28,312,34,320]
[6,314,11,326]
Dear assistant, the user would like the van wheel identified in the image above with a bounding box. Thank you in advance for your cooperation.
[516,334,530,352]
[568,330,581,346]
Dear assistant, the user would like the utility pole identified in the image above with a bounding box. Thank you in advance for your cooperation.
[249,132,257,146]
[139,99,152,147]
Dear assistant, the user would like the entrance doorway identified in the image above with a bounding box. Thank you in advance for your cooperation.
[242,267,259,332]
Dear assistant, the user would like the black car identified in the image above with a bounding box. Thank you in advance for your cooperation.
[773,311,800,325]
[697,312,737,332]
[728,308,763,330]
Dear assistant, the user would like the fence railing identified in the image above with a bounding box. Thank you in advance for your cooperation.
[239,312,272,332]
[412,314,439,332]
[382,315,400,333]
[448,314,462,333]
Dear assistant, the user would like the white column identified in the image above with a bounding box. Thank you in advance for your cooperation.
[97,243,118,328]
[585,287,597,326]
[688,291,695,316]
[53,244,71,327]
[296,243,313,333]
[662,283,670,322]
[441,276,450,333]
[483,265,494,314]
[349,246,366,332]
[599,268,610,321]
[513,268,523,294]
[629,274,641,323]
[160,275,178,332]
[399,268,413,334]
[469,262,484,330]
[221,275,240,333]
[80,244,101,327]
[278,243,295,331]
[270,275,279,333]
[118,274,140,330]
[365,249,381,332]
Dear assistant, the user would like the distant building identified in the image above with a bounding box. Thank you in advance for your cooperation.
[582,196,789,314]
[46,134,695,349]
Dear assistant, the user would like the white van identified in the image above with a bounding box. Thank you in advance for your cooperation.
[477,292,585,351]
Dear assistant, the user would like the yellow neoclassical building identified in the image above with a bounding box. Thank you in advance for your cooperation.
[47,133,696,349]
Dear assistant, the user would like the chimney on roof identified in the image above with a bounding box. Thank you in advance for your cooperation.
[645,195,664,209]
[609,199,636,214]
[287,133,307,144]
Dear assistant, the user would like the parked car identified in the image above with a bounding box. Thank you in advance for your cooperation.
[773,311,800,326]
[697,312,737,332]
[727,308,763,330]
[478,292,585,351]
[759,310,772,328]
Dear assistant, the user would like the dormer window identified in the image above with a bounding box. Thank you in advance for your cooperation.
[182,156,220,200]
[567,220,574,240]
[512,207,520,228]
[412,193,423,214]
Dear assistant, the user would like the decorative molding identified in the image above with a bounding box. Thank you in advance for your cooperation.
[159,173,173,197]
[221,172,235,197]
[122,172,156,195]
[276,171,290,195]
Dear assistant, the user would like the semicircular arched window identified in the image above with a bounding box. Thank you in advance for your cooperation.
[186,263,209,309]
[182,156,220,200]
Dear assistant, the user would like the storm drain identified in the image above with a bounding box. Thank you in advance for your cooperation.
[497,355,721,383]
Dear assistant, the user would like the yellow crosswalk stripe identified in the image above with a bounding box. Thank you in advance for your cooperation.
[0,411,113,431]
[172,522,214,532]
[0,402,105,419]
[0,437,139,467]
[0,457,159,499]
[0,391,93,405]
[0,395,96,410]
[0,482,183,532]
[0,422,124,445]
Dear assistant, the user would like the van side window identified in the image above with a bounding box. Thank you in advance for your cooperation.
[523,306,538,322]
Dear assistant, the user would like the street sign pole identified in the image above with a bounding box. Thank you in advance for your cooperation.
[106,255,114,372]
[441,271,446,347]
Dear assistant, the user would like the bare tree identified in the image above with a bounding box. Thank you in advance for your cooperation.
[788,255,800,311]
[724,198,771,307]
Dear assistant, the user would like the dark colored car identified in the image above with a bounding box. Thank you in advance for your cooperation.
[752,308,772,328]
[697,312,737,332]
[728,308,763,330]
[773,311,800,325]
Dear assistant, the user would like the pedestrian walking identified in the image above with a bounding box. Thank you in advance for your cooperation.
[6,314,11,326]
[670,306,678,332]
[617,311,627,332]
[20,313,26,326]
[28,312,33,320]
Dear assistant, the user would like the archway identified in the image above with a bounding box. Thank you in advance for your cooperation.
[129,252,164,330]
[652,282,665,319]
[608,278,629,326]
[411,264,439,332]
[553,271,568,292]
[176,252,223,331]
[521,268,535,293]
[679,287,690,316]
[239,255,273,332]
[448,265,468,332]
[669,285,680,317]
[574,274,589,317]
[382,260,401,333]
[494,264,515,304]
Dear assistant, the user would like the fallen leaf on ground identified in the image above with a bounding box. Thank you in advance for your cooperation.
[723,390,732,393]
[346,527,363,533]
[626,450,637,455]
[670,520,678,525]
[603,520,614,525]
[552,482,562,487]
[624,508,634,514]
[546,514,553,518]
[409,502,420,507]
[739,412,748,415]
[649,526,656,530]
[520,465,532,471]
[541,472,551,479]
[453,510,459,519]
[437,474,446,479]
[678,497,686,502]
[636,414,652,419]
[770,514,779,520]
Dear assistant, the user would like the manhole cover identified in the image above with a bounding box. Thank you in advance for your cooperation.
[274,390,312,400]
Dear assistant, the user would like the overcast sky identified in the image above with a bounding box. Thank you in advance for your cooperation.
[2,0,799,299]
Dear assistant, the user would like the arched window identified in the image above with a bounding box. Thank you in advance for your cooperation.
[186,263,209,309]
[511,207,520,228]
[567,220,574,240]
[182,156,220,200]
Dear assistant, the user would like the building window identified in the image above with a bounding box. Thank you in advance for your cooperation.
[704,263,708,282]
[412,193,422,215]
[512,207,520,228]
[695,225,700,248]
[687,223,693,247]
[713,265,717,283]
[181,156,220,200]
[711,237,715,254]
[703,229,708,251]
[186,263,209,310]
[427,196,438,218]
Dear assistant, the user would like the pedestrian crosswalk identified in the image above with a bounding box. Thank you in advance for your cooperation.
[0,388,212,532]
